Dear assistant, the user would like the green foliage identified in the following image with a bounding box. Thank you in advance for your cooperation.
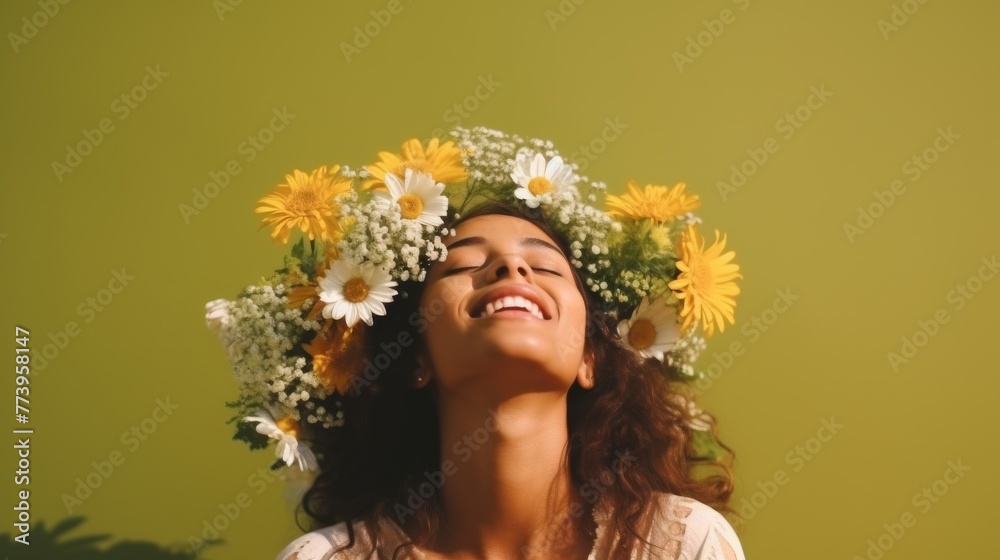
[690,429,726,462]
[225,401,270,450]
[232,418,271,451]
[274,237,321,283]
[586,220,680,312]
[447,177,518,217]
[289,237,306,261]
[0,516,210,559]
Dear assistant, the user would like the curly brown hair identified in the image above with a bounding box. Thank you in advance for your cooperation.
[300,201,736,560]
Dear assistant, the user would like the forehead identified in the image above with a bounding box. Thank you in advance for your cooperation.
[449,214,554,243]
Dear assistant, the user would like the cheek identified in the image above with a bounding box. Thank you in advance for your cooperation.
[420,280,464,319]
[555,294,590,361]
[419,280,470,345]
[421,293,448,323]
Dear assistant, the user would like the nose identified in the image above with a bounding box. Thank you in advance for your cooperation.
[489,253,533,282]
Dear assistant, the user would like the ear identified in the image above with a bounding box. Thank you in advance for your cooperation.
[575,351,595,390]
[411,353,433,389]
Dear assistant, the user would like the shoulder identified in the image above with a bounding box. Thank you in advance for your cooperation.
[273,521,374,560]
[645,493,746,560]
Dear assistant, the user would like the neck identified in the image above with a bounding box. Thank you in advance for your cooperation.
[429,390,590,559]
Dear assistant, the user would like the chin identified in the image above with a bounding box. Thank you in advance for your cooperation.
[452,348,579,392]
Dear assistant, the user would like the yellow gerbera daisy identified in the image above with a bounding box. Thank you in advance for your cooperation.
[667,225,742,336]
[286,261,336,322]
[287,284,326,321]
[362,138,468,191]
[255,165,352,244]
[302,323,367,395]
[605,181,701,223]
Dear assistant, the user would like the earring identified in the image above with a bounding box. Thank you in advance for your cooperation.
[413,367,430,387]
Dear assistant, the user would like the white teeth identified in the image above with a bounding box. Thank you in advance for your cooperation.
[479,295,545,319]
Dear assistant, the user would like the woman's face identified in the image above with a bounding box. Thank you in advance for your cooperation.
[418,214,593,396]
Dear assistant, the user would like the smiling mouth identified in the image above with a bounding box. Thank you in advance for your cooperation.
[475,295,548,320]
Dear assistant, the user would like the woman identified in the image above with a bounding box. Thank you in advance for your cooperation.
[275,202,745,560]
[210,128,745,559]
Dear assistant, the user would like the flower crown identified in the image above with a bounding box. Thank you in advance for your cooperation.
[205,126,742,471]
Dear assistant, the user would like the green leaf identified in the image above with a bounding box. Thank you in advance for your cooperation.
[290,237,306,260]
[233,417,271,450]
[690,429,725,461]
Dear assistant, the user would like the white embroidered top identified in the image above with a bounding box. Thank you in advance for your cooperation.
[275,493,745,560]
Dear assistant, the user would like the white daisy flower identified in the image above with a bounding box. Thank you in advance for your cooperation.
[318,260,398,327]
[377,168,448,226]
[204,298,231,339]
[509,152,577,208]
[617,296,681,361]
[669,394,713,432]
[205,298,243,361]
[243,410,318,471]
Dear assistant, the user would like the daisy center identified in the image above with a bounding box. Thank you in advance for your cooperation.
[276,416,299,438]
[627,319,657,350]
[343,277,370,303]
[286,188,323,215]
[528,176,554,196]
[397,193,425,220]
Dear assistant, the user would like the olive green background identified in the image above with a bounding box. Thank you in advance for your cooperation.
[2,1,997,558]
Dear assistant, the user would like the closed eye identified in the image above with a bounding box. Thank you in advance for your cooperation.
[442,265,483,276]
[534,268,562,276]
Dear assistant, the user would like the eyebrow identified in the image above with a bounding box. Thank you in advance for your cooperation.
[444,236,564,256]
